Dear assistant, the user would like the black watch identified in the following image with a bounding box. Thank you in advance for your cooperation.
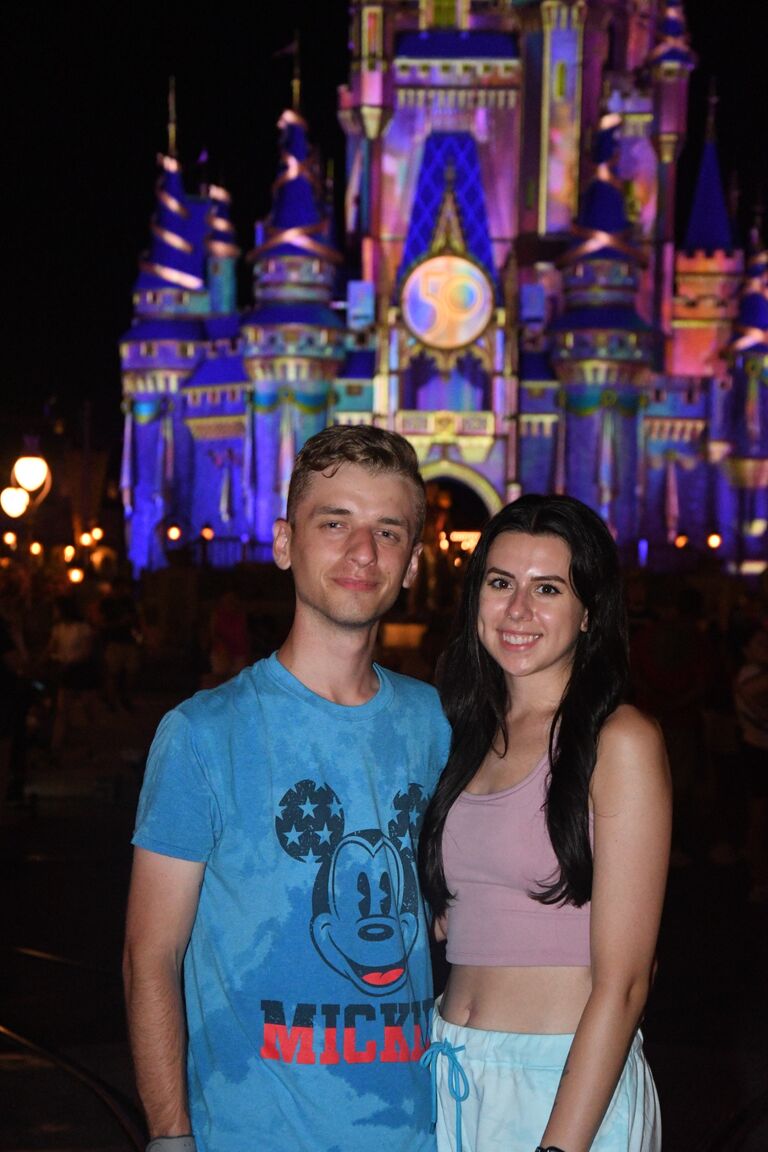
[535,1146,568,1152]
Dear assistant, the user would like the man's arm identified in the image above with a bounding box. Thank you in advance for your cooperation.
[123,847,205,1138]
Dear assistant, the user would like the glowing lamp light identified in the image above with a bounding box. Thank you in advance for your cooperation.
[29,541,43,556]
[91,526,104,542]
[707,533,722,550]
[0,486,30,518]
[63,544,76,562]
[79,531,93,547]
[200,525,215,541]
[3,531,17,547]
[167,524,182,542]
[439,538,450,552]
[67,567,85,584]
[12,455,49,493]
[674,534,688,549]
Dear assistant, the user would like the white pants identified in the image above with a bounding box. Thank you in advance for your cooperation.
[422,999,661,1152]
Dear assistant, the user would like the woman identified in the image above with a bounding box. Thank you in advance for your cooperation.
[419,495,671,1152]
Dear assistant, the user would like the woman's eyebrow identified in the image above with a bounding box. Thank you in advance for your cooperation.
[485,566,568,583]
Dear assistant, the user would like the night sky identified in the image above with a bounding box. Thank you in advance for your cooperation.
[4,0,767,476]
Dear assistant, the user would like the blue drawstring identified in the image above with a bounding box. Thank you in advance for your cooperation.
[420,1039,470,1152]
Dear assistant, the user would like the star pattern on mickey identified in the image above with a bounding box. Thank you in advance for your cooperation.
[275,779,344,862]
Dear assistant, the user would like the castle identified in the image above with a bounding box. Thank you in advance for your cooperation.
[119,1,768,577]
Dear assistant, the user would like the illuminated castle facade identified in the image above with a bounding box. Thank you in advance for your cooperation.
[120,1,768,576]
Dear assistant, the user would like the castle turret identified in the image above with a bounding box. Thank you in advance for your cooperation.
[648,2,695,335]
[206,183,241,315]
[550,114,655,544]
[241,111,345,539]
[669,89,742,380]
[120,146,210,573]
[717,241,768,567]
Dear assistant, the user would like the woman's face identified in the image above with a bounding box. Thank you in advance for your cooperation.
[476,531,588,690]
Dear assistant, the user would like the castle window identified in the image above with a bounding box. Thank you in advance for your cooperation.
[554,62,567,101]
[432,0,457,27]
[140,342,156,357]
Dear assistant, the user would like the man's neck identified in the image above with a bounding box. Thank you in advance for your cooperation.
[276,617,381,706]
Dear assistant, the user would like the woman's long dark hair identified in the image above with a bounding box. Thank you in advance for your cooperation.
[419,494,629,913]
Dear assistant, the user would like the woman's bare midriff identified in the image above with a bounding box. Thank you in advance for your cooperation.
[440,963,592,1033]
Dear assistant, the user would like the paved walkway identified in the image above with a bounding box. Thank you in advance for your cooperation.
[2,682,767,1151]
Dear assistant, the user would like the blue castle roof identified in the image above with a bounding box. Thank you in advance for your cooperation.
[242,302,344,329]
[399,132,497,287]
[519,350,556,380]
[251,111,339,265]
[184,353,248,387]
[121,318,206,343]
[648,3,695,68]
[135,156,208,293]
[684,139,733,253]
[396,30,518,59]
[579,180,630,237]
[341,349,376,378]
[550,306,653,333]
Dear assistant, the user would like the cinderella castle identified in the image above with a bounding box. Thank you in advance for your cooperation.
[119,0,768,578]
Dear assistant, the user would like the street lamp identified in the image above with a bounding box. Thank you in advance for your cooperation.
[12,454,51,497]
[1,449,51,519]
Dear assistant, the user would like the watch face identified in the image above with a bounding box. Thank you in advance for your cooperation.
[401,255,494,350]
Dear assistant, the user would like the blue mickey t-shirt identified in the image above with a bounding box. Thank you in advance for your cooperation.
[133,653,452,1152]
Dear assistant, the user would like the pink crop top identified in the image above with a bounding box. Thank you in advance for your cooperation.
[442,753,591,966]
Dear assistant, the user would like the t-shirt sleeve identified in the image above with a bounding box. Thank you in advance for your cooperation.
[132,708,221,862]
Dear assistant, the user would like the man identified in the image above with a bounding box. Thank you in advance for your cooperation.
[123,425,451,1152]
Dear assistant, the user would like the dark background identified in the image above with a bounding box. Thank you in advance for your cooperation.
[3,0,767,466]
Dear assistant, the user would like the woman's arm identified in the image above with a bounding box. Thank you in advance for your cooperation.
[538,705,672,1152]
[123,847,205,1138]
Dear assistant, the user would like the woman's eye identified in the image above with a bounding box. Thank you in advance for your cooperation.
[538,583,560,595]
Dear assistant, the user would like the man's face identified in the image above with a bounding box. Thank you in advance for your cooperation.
[273,462,421,631]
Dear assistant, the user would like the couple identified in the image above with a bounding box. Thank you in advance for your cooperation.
[124,425,671,1152]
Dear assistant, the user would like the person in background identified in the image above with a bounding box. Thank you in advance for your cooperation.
[419,494,671,1152]
[99,578,141,710]
[123,425,451,1152]
[47,595,98,755]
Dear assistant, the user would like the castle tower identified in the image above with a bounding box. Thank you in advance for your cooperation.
[120,144,212,573]
[241,111,345,540]
[550,114,655,545]
[717,243,768,567]
[669,88,741,380]
[648,2,695,336]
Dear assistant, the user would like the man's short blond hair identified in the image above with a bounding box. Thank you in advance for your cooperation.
[286,425,426,540]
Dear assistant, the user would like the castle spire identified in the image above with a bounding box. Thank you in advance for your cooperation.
[249,110,340,265]
[647,2,695,71]
[167,75,177,160]
[683,83,734,254]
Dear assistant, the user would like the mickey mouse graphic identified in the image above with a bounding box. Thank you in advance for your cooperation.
[276,779,428,995]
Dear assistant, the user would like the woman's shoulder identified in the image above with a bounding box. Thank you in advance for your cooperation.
[592,704,670,793]
[601,702,663,744]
